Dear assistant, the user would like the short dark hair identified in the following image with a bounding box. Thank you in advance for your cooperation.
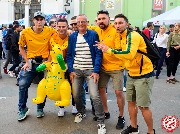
[49,21,55,26]
[114,14,129,23]
[71,16,77,20]
[147,22,153,28]
[14,24,20,29]
[9,24,13,28]
[13,21,19,25]
[21,25,25,29]
[57,18,68,25]
[97,10,109,16]
[169,24,174,28]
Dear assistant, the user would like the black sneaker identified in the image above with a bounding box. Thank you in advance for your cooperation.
[93,112,110,121]
[105,112,110,119]
[116,116,125,129]
[120,125,139,134]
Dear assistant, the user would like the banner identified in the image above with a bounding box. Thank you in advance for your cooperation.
[153,0,163,10]
[45,13,68,23]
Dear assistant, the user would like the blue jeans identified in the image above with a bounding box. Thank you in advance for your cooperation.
[18,63,46,111]
[72,69,105,123]
[9,52,21,71]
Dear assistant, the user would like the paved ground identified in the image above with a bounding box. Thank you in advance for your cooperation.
[0,60,180,134]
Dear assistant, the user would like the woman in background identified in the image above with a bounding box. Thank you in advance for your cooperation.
[166,23,180,84]
[153,25,168,79]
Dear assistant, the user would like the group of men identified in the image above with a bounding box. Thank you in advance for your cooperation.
[16,10,155,134]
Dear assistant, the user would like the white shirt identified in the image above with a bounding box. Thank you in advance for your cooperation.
[153,33,169,48]
[73,33,94,70]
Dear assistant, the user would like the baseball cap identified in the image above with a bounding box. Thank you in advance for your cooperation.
[2,24,7,28]
[34,11,45,18]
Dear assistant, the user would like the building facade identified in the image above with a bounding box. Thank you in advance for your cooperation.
[81,0,180,28]
[0,0,179,28]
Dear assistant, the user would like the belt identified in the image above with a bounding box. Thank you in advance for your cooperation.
[29,58,48,64]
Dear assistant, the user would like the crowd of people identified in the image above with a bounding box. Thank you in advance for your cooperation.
[0,10,180,134]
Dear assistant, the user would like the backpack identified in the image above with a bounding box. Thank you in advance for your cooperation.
[127,29,160,74]
[4,34,13,50]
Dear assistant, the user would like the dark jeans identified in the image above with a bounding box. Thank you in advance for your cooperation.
[18,63,45,111]
[167,47,180,77]
[9,52,21,71]
[65,71,75,106]
[0,42,3,59]
[156,47,166,77]
[3,50,12,68]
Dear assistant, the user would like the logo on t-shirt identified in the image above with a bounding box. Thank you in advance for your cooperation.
[161,115,179,133]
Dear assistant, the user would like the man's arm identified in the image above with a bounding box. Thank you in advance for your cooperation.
[95,32,140,61]
[93,32,102,73]
[66,35,74,73]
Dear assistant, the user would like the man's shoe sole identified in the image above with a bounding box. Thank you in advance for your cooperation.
[116,125,124,130]
[18,109,30,121]
[37,114,45,118]
[120,130,139,134]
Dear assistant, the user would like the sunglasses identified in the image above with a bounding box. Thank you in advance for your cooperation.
[70,23,77,26]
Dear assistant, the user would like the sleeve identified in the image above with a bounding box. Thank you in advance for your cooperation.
[11,33,16,46]
[107,32,140,61]
[66,35,74,73]
[143,29,150,39]
[18,29,26,47]
[93,32,102,73]
[114,32,121,50]
[167,33,173,52]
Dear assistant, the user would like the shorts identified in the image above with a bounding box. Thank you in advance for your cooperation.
[126,76,154,107]
[98,69,123,90]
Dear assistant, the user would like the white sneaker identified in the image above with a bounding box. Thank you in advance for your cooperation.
[97,124,106,134]
[8,70,15,78]
[72,106,78,115]
[74,113,86,123]
[123,87,126,92]
[58,108,65,117]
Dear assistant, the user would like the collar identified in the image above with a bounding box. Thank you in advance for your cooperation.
[74,29,89,37]
[120,29,128,37]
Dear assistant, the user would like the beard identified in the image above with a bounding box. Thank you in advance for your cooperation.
[99,23,108,29]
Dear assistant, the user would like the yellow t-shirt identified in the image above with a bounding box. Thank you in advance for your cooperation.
[107,30,153,76]
[18,26,58,59]
[53,34,69,60]
[94,24,124,71]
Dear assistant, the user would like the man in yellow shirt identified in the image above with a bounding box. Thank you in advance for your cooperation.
[95,14,155,134]
[54,18,78,117]
[18,11,58,121]
[95,10,125,130]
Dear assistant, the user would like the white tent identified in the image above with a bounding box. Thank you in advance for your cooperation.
[143,6,180,26]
